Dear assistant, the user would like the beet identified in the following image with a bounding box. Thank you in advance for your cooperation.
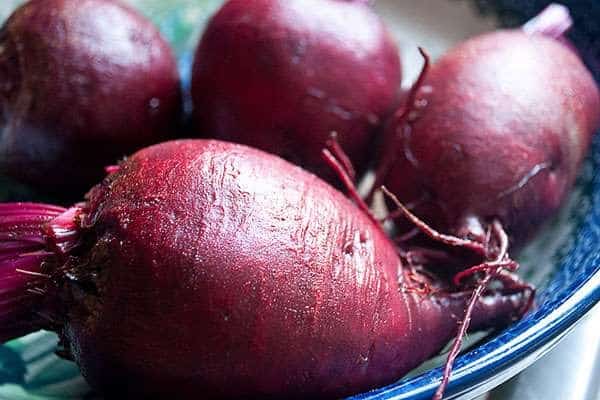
[0,140,529,398]
[0,0,181,198]
[377,10,600,249]
[191,0,401,184]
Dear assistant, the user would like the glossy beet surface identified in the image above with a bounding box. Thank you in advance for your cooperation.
[0,140,526,399]
[0,0,181,197]
[382,30,600,248]
[191,0,401,184]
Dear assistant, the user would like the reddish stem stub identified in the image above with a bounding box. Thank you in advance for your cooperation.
[522,3,573,39]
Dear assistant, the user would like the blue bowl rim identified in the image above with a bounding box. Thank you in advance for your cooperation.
[351,268,599,399]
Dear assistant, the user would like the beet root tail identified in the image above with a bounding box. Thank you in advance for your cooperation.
[430,278,534,400]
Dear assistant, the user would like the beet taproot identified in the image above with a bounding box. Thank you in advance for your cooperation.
[377,8,600,249]
[0,0,181,198]
[191,0,401,184]
[0,140,529,398]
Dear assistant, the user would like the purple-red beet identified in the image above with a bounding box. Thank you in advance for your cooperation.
[0,0,181,197]
[0,140,529,398]
[191,0,401,184]
[378,8,600,249]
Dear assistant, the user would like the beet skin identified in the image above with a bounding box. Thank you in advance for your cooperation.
[191,0,401,184]
[0,0,181,196]
[0,140,527,398]
[381,30,600,248]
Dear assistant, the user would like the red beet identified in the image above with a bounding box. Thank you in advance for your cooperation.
[191,0,401,184]
[378,10,600,249]
[0,140,528,398]
[0,0,181,197]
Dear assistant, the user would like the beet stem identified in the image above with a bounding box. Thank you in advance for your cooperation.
[522,3,573,39]
[0,203,80,342]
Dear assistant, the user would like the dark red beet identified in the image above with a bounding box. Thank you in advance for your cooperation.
[191,0,401,184]
[0,140,529,398]
[372,12,595,395]
[379,26,600,249]
[0,0,181,197]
